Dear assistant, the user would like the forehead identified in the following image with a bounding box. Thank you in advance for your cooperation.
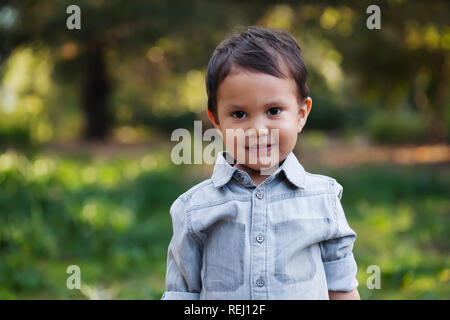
[217,66,298,108]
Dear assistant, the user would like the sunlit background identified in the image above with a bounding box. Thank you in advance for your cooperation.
[0,0,449,299]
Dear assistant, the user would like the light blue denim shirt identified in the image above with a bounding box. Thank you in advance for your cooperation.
[161,150,358,300]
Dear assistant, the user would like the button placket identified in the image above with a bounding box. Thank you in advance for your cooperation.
[255,189,264,199]
[256,233,264,243]
[251,185,268,299]
[256,277,265,287]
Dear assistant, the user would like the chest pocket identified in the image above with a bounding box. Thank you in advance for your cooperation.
[273,218,332,284]
[204,220,245,292]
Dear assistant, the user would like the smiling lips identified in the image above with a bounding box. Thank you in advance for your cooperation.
[246,144,274,153]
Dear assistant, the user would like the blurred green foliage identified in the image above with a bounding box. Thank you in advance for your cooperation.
[367,110,429,144]
[0,148,448,299]
[325,164,450,299]
[0,146,186,299]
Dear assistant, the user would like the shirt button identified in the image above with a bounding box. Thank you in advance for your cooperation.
[256,233,264,243]
[255,190,264,199]
[256,278,265,287]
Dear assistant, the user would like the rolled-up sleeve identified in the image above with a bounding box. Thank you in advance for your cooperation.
[320,180,359,292]
[161,197,202,300]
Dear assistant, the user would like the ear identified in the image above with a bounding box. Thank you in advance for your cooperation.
[207,108,221,130]
[297,97,312,133]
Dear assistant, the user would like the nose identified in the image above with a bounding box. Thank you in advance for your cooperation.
[245,117,271,144]
[247,113,270,132]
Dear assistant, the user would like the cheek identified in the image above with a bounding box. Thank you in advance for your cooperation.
[274,119,299,139]
[220,128,243,155]
[275,121,299,151]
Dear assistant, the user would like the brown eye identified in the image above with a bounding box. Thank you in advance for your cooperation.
[232,111,246,119]
[267,107,281,116]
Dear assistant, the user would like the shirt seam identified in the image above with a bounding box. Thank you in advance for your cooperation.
[179,197,203,245]
[181,180,215,202]
[185,196,253,213]
[269,190,334,203]
[329,180,339,239]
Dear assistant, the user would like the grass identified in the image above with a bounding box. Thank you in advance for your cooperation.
[0,148,448,299]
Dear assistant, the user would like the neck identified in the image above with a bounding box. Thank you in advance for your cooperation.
[234,162,280,186]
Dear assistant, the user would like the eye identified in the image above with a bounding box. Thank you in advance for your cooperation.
[267,107,281,116]
[232,111,246,119]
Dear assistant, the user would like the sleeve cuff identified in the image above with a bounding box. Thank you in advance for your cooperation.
[161,291,200,300]
[323,253,359,292]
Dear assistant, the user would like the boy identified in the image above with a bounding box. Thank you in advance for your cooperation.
[162,26,360,300]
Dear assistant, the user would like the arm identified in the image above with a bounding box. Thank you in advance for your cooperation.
[161,198,203,300]
[329,288,360,300]
[320,180,359,298]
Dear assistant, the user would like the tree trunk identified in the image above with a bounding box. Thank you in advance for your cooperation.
[430,53,449,142]
[81,38,111,140]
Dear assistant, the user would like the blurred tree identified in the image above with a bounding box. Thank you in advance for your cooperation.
[0,0,269,140]
[1,0,448,142]
[340,0,449,142]
[81,37,110,139]
[294,0,449,141]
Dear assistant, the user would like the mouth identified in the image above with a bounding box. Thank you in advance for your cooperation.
[245,144,275,153]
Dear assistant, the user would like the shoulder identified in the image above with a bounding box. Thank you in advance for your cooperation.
[170,177,222,213]
[303,171,343,199]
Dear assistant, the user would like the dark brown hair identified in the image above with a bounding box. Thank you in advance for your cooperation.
[205,26,310,122]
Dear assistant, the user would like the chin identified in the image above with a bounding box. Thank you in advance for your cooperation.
[244,155,282,172]
[231,146,284,168]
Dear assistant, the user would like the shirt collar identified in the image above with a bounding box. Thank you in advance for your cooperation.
[280,150,307,189]
[211,150,306,189]
[211,150,238,188]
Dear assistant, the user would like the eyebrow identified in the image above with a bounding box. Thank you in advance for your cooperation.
[226,100,288,109]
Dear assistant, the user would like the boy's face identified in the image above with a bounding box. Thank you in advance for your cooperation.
[207,65,312,173]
